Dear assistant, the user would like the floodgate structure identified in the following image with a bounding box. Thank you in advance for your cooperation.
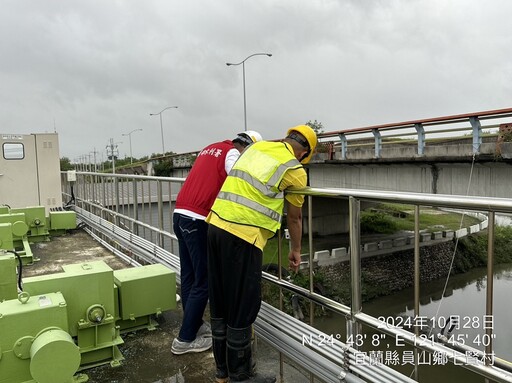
[1,108,512,382]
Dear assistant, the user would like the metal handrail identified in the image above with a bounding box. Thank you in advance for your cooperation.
[281,186,511,382]
[289,186,512,212]
[62,171,512,383]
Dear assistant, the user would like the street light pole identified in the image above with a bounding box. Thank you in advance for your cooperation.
[122,129,143,164]
[227,53,272,131]
[149,106,178,155]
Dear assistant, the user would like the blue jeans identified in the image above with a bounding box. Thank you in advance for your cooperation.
[173,213,209,342]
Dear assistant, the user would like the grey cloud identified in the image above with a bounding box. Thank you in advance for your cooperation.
[0,0,510,160]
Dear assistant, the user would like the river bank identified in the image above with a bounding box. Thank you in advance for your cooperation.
[322,240,458,304]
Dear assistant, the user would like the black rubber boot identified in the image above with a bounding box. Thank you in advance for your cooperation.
[227,326,276,383]
[211,318,229,382]
[231,374,277,383]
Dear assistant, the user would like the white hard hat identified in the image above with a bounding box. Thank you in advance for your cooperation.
[244,130,263,143]
[234,130,263,147]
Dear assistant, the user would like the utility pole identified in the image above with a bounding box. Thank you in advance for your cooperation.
[106,138,120,174]
[106,138,121,221]
[90,148,100,172]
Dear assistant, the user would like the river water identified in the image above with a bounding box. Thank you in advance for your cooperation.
[314,262,512,382]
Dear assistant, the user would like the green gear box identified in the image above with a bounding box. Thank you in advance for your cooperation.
[23,261,115,337]
[49,211,77,231]
[0,213,27,239]
[10,206,46,228]
[0,292,70,383]
[23,261,123,368]
[0,252,18,301]
[114,263,176,321]
[0,222,14,250]
[10,206,48,241]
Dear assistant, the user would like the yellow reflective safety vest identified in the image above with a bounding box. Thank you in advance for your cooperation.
[210,141,303,233]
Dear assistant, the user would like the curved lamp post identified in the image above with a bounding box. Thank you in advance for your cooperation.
[149,106,178,154]
[122,129,143,164]
[227,53,272,131]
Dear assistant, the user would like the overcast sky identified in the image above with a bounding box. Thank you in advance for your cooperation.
[1,0,511,162]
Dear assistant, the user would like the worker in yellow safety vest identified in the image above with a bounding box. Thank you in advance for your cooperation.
[206,125,317,383]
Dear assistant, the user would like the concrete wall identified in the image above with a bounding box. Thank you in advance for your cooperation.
[309,161,512,198]
[330,141,503,162]
[170,168,190,178]
[300,197,350,236]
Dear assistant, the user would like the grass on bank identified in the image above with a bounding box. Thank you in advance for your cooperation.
[456,226,512,271]
[361,203,481,234]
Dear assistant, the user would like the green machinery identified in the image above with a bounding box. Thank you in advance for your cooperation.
[0,206,77,265]
[0,256,177,383]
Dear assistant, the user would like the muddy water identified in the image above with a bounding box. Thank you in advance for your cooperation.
[314,263,512,383]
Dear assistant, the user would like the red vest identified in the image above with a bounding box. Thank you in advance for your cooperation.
[175,140,234,217]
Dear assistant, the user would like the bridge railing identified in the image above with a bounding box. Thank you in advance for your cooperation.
[61,171,512,383]
[314,107,512,161]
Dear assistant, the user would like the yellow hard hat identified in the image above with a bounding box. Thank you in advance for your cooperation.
[286,125,317,164]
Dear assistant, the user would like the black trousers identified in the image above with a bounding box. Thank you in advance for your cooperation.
[207,224,263,328]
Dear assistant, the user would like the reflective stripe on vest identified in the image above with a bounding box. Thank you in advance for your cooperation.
[216,191,281,222]
[228,169,284,199]
[210,142,302,232]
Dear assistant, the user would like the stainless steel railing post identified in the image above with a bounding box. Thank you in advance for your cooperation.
[413,205,420,381]
[277,228,284,383]
[348,196,362,350]
[157,180,164,249]
[307,195,315,383]
[132,178,139,235]
[485,211,495,367]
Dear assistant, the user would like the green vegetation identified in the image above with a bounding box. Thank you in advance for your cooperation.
[361,203,481,233]
[152,159,173,176]
[501,131,512,142]
[263,236,286,266]
[305,119,324,134]
[455,226,512,272]
[60,157,74,171]
[361,211,398,234]
[262,267,332,319]
[263,235,308,268]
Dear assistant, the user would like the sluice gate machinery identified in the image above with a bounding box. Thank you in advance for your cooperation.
[0,254,176,382]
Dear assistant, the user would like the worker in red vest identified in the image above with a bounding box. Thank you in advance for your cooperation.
[171,131,263,355]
